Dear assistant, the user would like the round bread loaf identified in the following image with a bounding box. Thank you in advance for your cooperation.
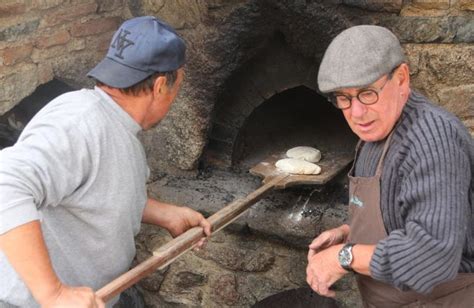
[286,146,321,163]
[275,158,321,175]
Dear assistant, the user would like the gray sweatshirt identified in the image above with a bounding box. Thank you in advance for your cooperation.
[355,91,473,294]
[0,87,148,306]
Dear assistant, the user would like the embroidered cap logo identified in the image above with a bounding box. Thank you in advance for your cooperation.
[111,29,135,59]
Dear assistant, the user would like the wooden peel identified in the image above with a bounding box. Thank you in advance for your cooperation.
[96,151,353,302]
[250,150,354,189]
[96,174,288,302]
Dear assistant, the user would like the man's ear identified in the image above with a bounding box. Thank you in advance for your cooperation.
[153,75,168,97]
[395,63,410,88]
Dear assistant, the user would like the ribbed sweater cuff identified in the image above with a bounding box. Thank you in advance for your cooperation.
[370,241,397,286]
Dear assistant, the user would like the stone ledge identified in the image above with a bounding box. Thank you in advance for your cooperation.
[148,168,349,249]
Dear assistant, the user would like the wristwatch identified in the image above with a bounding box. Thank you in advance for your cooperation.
[338,243,355,272]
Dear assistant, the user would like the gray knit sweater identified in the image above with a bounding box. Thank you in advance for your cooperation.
[355,91,473,294]
[0,87,148,307]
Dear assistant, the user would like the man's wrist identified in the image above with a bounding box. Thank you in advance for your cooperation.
[34,278,63,305]
[338,243,355,272]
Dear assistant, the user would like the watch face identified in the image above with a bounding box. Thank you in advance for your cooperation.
[339,247,352,267]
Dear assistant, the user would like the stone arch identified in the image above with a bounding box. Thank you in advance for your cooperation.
[205,33,321,167]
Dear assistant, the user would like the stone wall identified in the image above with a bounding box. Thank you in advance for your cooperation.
[0,0,125,115]
[1,0,472,174]
[1,1,472,307]
[141,0,473,173]
[135,223,361,307]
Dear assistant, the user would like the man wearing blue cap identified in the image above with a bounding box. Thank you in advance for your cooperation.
[306,25,473,306]
[0,16,211,308]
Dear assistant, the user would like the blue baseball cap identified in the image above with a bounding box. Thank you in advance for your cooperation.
[87,16,186,88]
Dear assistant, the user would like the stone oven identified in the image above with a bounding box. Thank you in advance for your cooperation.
[204,34,357,170]
[1,0,472,307]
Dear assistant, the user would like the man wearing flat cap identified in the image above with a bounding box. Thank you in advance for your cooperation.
[306,25,474,307]
[0,16,211,308]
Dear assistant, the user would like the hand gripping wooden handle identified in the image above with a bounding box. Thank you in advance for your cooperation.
[96,175,287,302]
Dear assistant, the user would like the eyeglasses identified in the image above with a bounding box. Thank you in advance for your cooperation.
[328,75,392,110]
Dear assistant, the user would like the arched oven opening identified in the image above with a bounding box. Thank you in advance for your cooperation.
[232,85,356,171]
[202,81,358,246]
[200,33,359,247]
[0,79,75,149]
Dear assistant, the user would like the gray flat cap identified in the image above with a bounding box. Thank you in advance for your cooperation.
[318,25,406,93]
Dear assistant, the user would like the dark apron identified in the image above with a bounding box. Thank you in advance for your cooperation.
[347,132,474,308]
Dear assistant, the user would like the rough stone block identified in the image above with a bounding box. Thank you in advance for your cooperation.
[379,16,460,43]
[0,1,27,17]
[87,31,115,52]
[142,0,207,30]
[173,271,207,289]
[31,0,65,10]
[69,17,121,37]
[380,16,469,43]
[0,19,40,42]
[405,44,473,102]
[35,29,70,49]
[31,45,66,62]
[66,38,86,52]
[462,118,474,136]
[97,0,124,13]
[437,84,474,120]
[0,64,38,115]
[450,16,474,43]
[459,0,474,11]
[41,2,98,27]
[425,46,473,85]
[210,274,239,305]
[342,0,403,13]
[0,43,33,66]
[38,63,54,83]
[412,0,450,10]
[50,52,98,88]
[196,246,275,272]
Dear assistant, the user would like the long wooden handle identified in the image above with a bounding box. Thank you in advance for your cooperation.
[96,175,287,302]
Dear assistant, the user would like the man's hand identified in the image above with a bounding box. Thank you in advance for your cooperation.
[41,285,104,308]
[166,206,211,248]
[142,198,211,249]
[0,221,104,307]
[308,224,349,260]
[306,244,347,298]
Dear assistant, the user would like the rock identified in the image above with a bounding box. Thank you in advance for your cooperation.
[174,271,207,289]
[0,64,38,115]
[459,0,474,11]
[210,274,240,305]
[197,245,275,272]
[159,261,205,306]
[238,275,282,304]
[437,84,474,120]
[0,19,40,42]
[404,44,474,99]
[450,16,474,43]
[342,0,402,13]
[381,16,451,43]
[286,253,308,286]
[411,0,449,10]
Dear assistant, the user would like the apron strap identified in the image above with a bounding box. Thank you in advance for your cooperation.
[375,130,395,176]
[349,139,364,176]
